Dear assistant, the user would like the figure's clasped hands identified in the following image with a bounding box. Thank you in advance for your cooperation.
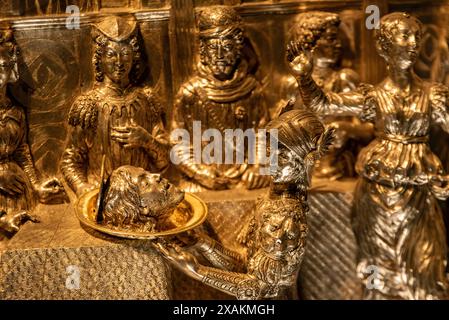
[111,122,153,150]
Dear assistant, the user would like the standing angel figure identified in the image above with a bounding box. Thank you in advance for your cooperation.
[288,12,449,299]
[156,109,333,300]
[0,23,66,235]
[61,15,169,197]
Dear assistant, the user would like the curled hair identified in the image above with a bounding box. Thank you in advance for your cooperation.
[102,166,155,232]
[0,24,19,83]
[375,12,422,59]
[92,32,145,84]
[288,11,340,49]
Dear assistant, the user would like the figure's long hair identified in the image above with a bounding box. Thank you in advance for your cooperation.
[102,167,154,232]
[0,24,19,84]
[92,31,146,85]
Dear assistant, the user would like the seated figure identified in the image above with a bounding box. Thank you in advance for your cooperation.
[0,23,66,236]
[61,15,169,197]
[171,5,270,192]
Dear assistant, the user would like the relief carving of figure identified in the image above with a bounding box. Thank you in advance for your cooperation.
[171,5,270,192]
[277,11,373,180]
[157,109,333,300]
[289,12,449,299]
[61,15,169,197]
[0,23,66,235]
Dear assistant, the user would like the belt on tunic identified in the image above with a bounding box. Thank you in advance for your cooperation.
[377,133,428,144]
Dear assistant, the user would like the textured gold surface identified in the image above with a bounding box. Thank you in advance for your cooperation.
[0,203,172,300]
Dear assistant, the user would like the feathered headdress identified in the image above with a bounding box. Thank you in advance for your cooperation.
[266,108,334,162]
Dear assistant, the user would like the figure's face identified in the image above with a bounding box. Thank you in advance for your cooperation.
[382,20,421,70]
[259,212,305,259]
[202,35,240,80]
[101,40,133,85]
[0,48,12,90]
[314,25,341,65]
[130,168,184,218]
[270,145,312,185]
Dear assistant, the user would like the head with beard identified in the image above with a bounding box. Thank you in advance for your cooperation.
[102,165,184,232]
[197,6,244,81]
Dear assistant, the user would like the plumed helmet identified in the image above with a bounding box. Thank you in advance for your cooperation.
[266,109,334,161]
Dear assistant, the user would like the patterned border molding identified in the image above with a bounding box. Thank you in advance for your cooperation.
[0,10,171,30]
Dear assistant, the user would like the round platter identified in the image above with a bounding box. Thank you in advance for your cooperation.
[75,189,208,240]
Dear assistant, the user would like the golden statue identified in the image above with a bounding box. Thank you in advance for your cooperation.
[157,109,334,300]
[289,12,449,299]
[278,11,373,180]
[0,23,66,235]
[61,15,169,197]
[171,5,270,192]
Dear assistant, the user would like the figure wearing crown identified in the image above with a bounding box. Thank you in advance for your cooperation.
[171,5,270,192]
[61,15,169,197]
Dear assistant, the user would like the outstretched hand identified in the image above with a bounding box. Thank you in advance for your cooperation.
[286,41,314,78]
[154,240,202,280]
[194,166,230,190]
[0,210,39,234]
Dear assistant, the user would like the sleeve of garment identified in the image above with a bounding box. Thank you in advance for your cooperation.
[60,95,96,193]
[12,108,40,188]
[430,83,449,134]
[60,125,90,193]
[296,74,373,119]
[143,90,169,171]
[170,84,204,179]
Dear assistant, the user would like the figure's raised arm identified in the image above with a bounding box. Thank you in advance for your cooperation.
[287,41,368,118]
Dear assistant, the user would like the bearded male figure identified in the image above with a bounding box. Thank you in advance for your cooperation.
[171,5,270,192]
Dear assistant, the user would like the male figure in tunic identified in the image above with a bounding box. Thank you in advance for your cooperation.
[171,5,270,192]
[61,15,169,197]
[276,11,373,180]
